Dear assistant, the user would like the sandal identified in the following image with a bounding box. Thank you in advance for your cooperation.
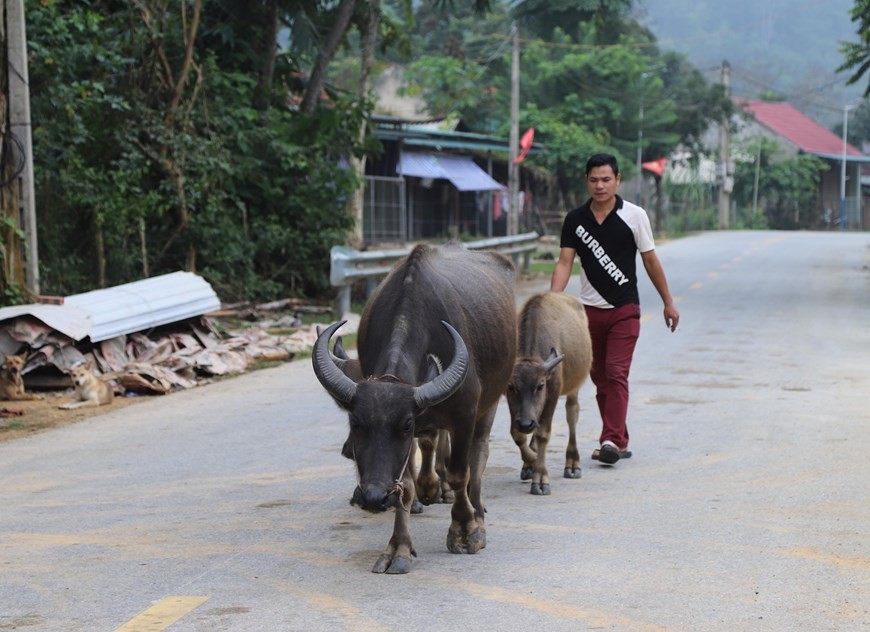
[591,445,633,463]
[597,444,621,464]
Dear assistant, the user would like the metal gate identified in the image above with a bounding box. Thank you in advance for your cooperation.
[363,176,406,245]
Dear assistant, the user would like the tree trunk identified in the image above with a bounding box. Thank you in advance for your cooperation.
[253,0,280,112]
[0,92,24,295]
[95,222,106,288]
[0,33,27,297]
[654,175,664,235]
[140,0,203,270]
[300,0,357,114]
[346,0,380,248]
[139,216,149,277]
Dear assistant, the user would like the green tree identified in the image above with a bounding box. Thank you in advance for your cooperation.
[394,1,730,213]
[25,0,366,301]
[838,0,870,97]
[732,138,829,229]
[831,98,870,147]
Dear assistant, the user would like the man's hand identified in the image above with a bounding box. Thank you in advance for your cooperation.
[664,304,680,332]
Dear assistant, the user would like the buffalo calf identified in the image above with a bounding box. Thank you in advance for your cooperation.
[506,291,592,494]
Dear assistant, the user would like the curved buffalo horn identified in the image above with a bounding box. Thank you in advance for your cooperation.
[413,321,469,410]
[542,347,565,372]
[312,320,358,404]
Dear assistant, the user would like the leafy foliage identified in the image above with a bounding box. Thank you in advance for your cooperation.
[731,138,829,229]
[21,0,834,309]
[838,0,870,96]
[396,1,730,203]
[26,0,366,302]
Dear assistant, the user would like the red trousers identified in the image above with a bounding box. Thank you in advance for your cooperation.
[584,303,641,450]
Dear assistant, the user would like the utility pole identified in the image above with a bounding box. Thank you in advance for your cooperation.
[7,0,39,293]
[636,71,649,207]
[752,140,761,223]
[717,60,731,230]
[507,22,519,236]
[636,98,643,206]
[839,104,856,231]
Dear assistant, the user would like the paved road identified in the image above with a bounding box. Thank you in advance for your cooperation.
[1,230,868,631]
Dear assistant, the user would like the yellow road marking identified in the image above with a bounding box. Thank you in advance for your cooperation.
[690,282,703,289]
[775,547,870,571]
[441,578,668,631]
[295,591,385,632]
[115,596,209,632]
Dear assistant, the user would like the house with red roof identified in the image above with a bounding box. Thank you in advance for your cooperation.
[734,99,869,229]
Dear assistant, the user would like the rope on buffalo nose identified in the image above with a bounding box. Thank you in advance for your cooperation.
[391,442,414,512]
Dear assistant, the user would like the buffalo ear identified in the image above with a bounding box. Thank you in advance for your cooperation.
[331,335,364,382]
[333,336,348,359]
[424,353,443,383]
[413,321,469,410]
[340,435,354,460]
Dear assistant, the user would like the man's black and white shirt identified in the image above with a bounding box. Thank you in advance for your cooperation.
[559,195,655,308]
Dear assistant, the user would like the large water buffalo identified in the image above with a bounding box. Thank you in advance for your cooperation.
[313,243,517,574]
[506,291,592,494]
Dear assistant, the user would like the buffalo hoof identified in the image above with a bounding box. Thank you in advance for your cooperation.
[372,554,413,574]
[520,464,533,481]
[564,466,582,479]
[447,527,486,554]
[530,482,551,495]
[415,476,441,506]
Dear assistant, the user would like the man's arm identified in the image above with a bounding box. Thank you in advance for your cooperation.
[640,249,680,332]
[550,247,576,292]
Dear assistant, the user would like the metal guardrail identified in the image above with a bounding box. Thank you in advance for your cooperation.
[330,231,541,317]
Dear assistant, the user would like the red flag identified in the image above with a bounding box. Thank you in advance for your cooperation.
[642,158,667,176]
[514,127,535,164]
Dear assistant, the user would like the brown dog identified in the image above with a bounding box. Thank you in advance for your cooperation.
[0,354,41,401]
[59,363,114,410]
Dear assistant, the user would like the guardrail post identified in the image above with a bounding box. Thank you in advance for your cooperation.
[366,277,379,300]
[335,286,351,320]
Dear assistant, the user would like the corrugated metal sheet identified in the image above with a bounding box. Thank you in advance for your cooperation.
[0,303,91,341]
[64,271,221,342]
[398,152,503,191]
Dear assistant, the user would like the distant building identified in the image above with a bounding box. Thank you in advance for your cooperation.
[733,99,869,229]
[361,66,551,246]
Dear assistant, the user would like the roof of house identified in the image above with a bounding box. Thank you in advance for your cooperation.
[372,114,545,155]
[736,99,866,161]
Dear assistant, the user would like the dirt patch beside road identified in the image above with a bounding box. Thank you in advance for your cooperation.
[0,389,154,443]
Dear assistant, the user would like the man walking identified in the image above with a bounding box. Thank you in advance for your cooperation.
[550,153,679,465]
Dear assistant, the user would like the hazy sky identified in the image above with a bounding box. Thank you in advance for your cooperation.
[635,0,861,124]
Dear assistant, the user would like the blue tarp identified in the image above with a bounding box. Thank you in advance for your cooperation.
[398,152,504,191]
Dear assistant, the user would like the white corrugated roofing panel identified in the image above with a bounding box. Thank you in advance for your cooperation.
[64,271,221,342]
[0,303,92,341]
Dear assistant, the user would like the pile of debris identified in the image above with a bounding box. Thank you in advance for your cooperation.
[0,272,355,398]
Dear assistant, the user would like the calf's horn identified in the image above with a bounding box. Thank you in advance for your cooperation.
[413,321,469,409]
[312,320,358,404]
